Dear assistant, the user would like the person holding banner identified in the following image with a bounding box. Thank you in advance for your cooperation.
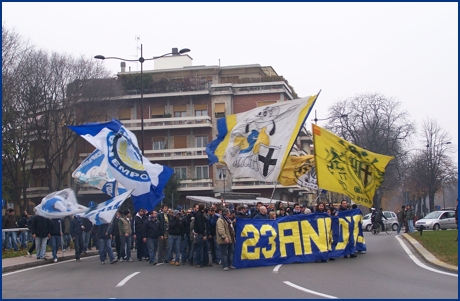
[217,208,236,271]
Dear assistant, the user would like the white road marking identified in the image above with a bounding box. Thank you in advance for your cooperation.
[116,272,140,287]
[283,281,338,299]
[2,255,99,276]
[395,235,457,278]
[273,264,282,273]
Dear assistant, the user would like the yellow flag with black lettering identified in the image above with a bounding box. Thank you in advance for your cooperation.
[312,124,394,208]
[278,155,318,190]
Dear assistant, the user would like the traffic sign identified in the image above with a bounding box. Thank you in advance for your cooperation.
[2,198,5,208]
[88,201,96,208]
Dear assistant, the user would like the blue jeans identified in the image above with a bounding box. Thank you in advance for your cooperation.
[189,236,196,263]
[213,236,221,262]
[397,222,403,234]
[220,243,234,268]
[82,232,91,252]
[99,238,115,262]
[408,220,414,233]
[146,238,158,264]
[5,231,18,251]
[63,234,71,249]
[19,231,29,248]
[194,234,205,266]
[180,235,189,262]
[35,236,48,259]
[50,235,61,259]
[120,235,132,260]
[168,235,181,262]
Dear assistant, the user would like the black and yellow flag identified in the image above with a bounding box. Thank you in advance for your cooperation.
[312,124,394,208]
[278,155,318,190]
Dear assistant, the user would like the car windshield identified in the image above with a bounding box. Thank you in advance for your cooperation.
[363,214,370,220]
[423,211,442,219]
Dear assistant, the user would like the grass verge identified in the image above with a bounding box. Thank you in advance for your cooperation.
[409,230,458,266]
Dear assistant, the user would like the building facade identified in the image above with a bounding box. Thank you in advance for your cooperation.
[25,51,315,209]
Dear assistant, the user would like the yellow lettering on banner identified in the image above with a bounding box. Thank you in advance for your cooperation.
[278,221,302,257]
[260,224,277,259]
[241,224,260,260]
[335,217,351,250]
[352,214,361,246]
[300,218,330,254]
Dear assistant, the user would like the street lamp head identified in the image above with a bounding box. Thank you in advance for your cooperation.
[94,55,106,60]
[445,141,452,144]
[179,48,190,54]
[340,114,348,118]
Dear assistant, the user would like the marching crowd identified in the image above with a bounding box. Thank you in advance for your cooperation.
[3,200,365,269]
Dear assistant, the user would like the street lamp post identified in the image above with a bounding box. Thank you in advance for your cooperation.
[312,110,348,124]
[94,46,190,155]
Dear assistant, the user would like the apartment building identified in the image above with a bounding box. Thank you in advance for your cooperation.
[25,50,315,209]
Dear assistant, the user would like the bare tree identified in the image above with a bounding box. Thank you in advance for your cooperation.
[419,119,457,212]
[2,25,37,212]
[326,93,417,209]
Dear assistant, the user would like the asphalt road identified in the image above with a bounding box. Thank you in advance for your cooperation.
[2,232,457,299]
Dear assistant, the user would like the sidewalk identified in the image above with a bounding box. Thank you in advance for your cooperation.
[401,233,458,273]
[2,248,100,273]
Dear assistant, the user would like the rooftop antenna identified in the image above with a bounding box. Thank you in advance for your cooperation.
[130,36,141,71]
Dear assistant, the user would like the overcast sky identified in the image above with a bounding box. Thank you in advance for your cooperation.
[3,2,458,156]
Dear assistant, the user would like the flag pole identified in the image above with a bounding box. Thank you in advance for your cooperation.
[269,181,278,204]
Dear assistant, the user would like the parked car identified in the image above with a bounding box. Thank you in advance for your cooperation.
[362,211,399,231]
[415,210,456,230]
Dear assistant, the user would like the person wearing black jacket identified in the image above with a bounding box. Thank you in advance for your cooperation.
[30,214,51,260]
[70,215,85,261]
[142,210,163,265]
[133,208,147,261]
[180,211,190,264]
[167,210,183,266]
[193,203,207,268]
[17,211,30,249]
[112,211,122,260]
[50,218,63,262]
[81,217,92,254]
[97,222,117,264]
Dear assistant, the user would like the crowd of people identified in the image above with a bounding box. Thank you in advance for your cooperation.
[3,200,366,268]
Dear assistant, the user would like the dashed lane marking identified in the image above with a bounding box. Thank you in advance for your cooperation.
[273,264,282,273]
[116,272,140,287]
[283,281,338,299]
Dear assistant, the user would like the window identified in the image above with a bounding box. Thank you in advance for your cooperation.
[174,105,186,117]
[196,166,209,179]
[151,107,165,118]
[196,136,208,148]
[119,108,131,120]
[174,136,187,149]
[174,167,187,180]
[152,137,166,150]
[257,101,276,107]
[194,104,208,117]
[215,103,225,118]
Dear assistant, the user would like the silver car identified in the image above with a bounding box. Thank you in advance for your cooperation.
[415,210,456,230]
[362,211,399,231]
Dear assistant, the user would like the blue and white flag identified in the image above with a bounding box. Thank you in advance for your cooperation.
[72,149,127,197]
[83,189,134,225]
[68,119,174,212]
[35,189,88,219]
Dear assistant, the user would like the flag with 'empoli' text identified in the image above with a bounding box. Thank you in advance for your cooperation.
[312,124,393,208]
[68,119,173,212]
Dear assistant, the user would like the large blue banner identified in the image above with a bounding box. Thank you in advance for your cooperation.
[233,209,366,268]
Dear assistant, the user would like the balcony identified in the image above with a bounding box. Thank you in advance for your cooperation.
[23,158,46,170]
[178,179,214,192]
[144,147,207,162]
[231,178,300,190]
[77,184,104,195]
[122,116,212,131]
[25,187,50,199]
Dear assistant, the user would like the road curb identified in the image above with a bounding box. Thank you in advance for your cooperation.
[2,250,100,273]
[401,233,458,273]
